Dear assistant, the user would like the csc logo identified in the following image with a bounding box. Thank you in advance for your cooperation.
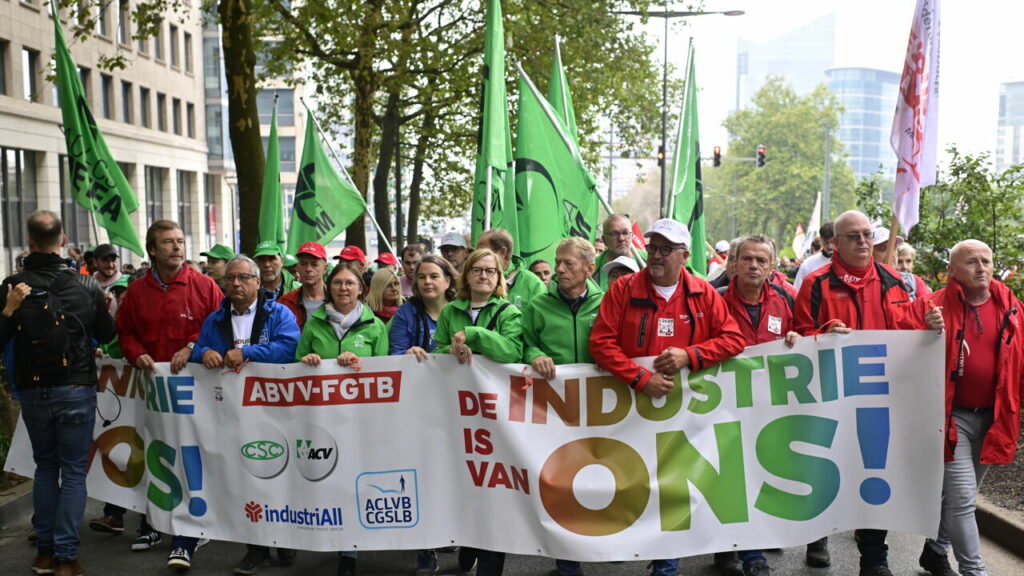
[241,441,285,461]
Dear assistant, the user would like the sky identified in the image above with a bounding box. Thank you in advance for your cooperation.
[642,0,1024,165]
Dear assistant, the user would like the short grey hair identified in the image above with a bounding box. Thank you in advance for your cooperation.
[556,237,597,265]
[226,255,259,277]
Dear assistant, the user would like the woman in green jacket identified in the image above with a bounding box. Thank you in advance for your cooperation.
[434,248,521,576]
[296,261,389,368]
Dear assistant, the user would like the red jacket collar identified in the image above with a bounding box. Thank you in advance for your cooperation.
[629,267,705,302]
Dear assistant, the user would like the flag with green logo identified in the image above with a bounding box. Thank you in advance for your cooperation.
[514,64,598,265]
[286,112,367,254]
[259,102,286,254]
[53,6,144,256]
[471,0,518,252]
[668,42,707,277]
[547,37,578,144]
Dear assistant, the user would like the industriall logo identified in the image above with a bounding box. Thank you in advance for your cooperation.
[243,500,344,531]
[355,469,420,529]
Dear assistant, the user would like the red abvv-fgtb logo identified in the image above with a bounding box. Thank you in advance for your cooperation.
[245,501,263,523]
[243,373,402,407]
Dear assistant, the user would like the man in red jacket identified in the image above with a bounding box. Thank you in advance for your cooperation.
[794,210,943,576]
[111,220,222,569]
[915,240,1022,576]
[590,218,744,576]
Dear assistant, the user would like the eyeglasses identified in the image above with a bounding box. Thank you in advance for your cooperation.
[223,273,257,283]
[332,280,361,288]
[838,231,874,242]
[468,266,499,277]
[646,244,684,257]
[603,231,631,238]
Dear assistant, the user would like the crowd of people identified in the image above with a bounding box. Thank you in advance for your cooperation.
[1,208,1020,576]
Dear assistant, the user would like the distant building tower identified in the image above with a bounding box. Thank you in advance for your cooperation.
[826,67,900,181]
[996,81,1024,172]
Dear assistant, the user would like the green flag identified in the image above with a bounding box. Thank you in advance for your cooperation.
[514,65,598,266]
[668,42,707,277]
[471,0,518,251]
[286,112,367,254]
[547,37,578,144]
[53,7,144,256]
[259,102,286,253]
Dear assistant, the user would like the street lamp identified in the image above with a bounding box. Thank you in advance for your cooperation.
[614,7,744,217]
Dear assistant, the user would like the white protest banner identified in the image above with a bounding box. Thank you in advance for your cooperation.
[5,331,945,560]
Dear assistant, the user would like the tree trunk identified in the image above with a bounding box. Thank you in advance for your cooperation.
[406,110,434,246]
[218,0,264,254]
[372,92,400,250]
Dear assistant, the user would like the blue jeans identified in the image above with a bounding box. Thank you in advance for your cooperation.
[20,385,97,561]
[650,558,678,576]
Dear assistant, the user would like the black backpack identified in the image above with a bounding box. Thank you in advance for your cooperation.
[9,269,82,385]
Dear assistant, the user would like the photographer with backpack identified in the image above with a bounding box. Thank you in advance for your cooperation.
[0,210,116,576]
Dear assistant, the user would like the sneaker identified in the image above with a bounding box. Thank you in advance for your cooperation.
[714,552,744,576]
[457,547,478,572]
[167,547,193,570]
[337,554,356,576]
[919,544,956,576]
[276,548,297,566]
[744,559,771,576]
[31,554,54,575]
[132,530,163,551]
[858,566,893,576]
[234,548,271,575]
[806,537,831,568]
[89,514,125,534]
[417,551,439,575]
[53,560,84,576]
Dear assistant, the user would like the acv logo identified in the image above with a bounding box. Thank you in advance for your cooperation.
[244,501,263,523]
[292,425,338,481]
[241,441,285,461]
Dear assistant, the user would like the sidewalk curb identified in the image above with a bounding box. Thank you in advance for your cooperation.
[0,479,32,532]
[977,495,1024,559]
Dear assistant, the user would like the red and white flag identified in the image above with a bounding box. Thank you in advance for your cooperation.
[890,0,941,234]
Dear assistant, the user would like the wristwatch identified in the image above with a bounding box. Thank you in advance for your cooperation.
[186,342,195,350]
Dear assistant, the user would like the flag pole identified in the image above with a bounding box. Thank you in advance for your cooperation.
[484,167,492,230]
[666,38,695,219]
[515,61,645,267]
[299,97,395,255]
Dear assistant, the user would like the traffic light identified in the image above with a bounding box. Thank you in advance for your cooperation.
[657,145,665,167]
[712,146,722,167]
[756,145,767,168]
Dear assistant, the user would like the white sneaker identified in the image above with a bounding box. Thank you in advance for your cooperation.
[167,547,193,570]
[131,530,162,551]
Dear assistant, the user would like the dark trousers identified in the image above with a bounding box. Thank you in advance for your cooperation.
[855,529,889,568]
[476,549,505,576]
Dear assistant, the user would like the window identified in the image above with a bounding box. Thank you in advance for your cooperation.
[100,74,113,119]
[118,0,131,46]
[263,136,297,171]
[95,2,109,37]
[157,92,166,131]
[169,24,179,68]
[206,104,223,157]
[186,103,195,138]
[183,32,193,74]
[78,66,91,105]
[121,80,133,124]
[58,155,93,244]
[204,173,218,245]
[145,166,165,225]
[257,89,295,126]
[154,23,164,61]
[0,41,8,96]
[1,148,39,269]
[177,171,193,237]
[22,48,39,102]
[203,37,222,98]
[172,97,181,135]
[139,86,150,128]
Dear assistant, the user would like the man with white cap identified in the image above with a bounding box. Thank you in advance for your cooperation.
[439,232,469,272]
[601,255,639,287]
[707,239,730,277]
[589,218,745,576]
[871,227,902,267]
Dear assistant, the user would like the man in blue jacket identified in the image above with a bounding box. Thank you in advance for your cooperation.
[189,255,300,575]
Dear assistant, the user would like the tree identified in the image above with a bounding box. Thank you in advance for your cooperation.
[703,77,857,245]
[909,149,1024,293]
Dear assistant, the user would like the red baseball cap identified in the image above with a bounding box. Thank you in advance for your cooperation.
[335,245,367,264]
[375,252,399,266]
[297,241,327,260]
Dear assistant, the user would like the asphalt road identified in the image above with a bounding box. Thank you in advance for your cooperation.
[1,499,1022,575]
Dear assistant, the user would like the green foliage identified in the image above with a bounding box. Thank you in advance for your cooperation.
[909,149,1024,294]
[703,77,857,246]
[853,170,893,224]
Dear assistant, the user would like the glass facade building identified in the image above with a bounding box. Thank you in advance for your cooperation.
[826,67,900,180]
[996,81,1024,172]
